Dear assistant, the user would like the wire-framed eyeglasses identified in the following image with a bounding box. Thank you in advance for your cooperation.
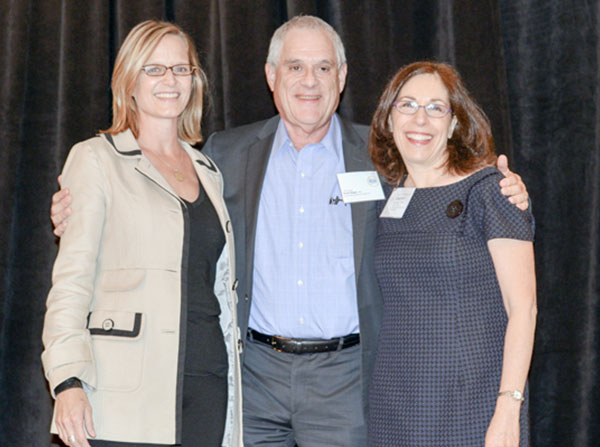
[141,64,197,77]
[393,100,452,118]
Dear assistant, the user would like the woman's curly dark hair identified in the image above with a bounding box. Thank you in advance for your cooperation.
[369,61,497,184]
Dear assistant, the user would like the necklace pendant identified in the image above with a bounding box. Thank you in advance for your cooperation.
[174,171,184,182]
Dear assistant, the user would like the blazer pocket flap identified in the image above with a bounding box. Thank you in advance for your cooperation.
[88,310,142,338]
[100,269,146,292]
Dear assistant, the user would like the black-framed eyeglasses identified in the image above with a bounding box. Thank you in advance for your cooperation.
[141,64,197,76]
[393,100,452,118]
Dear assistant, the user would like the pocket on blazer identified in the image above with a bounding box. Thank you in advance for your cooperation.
[88,309,145,392]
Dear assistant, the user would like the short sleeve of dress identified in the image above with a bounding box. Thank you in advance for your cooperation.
[467,169,535,242]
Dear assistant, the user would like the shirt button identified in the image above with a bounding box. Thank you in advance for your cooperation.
[301,172,306,178]
[299,317,304,324]
[297,280,303,286]
[298,242,303,248]
[299,206,304,213]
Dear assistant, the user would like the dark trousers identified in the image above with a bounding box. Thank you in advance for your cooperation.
[242,338,367,447]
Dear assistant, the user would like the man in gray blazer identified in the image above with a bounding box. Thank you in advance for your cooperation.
[200,16,381,446]
[203,117,377,445]
[51,15,529,447]
[202,16,529,447]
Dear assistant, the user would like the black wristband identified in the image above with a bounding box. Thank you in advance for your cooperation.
[54,377,82,395]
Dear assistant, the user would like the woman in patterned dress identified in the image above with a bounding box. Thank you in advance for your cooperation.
[367,61,536,447]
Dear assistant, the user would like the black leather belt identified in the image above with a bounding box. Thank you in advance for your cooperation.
[248,329,360,354]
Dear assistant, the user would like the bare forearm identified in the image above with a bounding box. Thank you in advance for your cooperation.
[485,301,536,446]
[498,304,537,394]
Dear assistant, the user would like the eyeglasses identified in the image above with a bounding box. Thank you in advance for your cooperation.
[393,100,452,118]
[141,64,197,77]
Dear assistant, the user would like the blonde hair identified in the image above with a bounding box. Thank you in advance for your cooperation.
[102,20,208,144]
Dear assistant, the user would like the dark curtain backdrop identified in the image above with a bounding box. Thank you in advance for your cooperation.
[0,1,597,446]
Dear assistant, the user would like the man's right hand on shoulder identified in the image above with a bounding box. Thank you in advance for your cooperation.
[51,175,73,237]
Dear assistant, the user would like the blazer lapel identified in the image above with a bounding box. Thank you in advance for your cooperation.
[243,116,279,292]
[338,117,373,282]
[101,131,180,200]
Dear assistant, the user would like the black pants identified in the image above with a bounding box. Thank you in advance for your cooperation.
[89,373,227,447]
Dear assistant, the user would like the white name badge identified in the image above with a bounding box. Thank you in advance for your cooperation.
[336,171,385,204]
[380,187,416,218]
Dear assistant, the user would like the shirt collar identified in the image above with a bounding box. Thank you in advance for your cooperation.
[271,114,342,162]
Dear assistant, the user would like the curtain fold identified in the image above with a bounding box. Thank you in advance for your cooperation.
[0,1,597,445]
[501,1,600,445]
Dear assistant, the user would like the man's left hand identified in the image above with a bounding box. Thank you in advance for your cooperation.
[497,154,529,211]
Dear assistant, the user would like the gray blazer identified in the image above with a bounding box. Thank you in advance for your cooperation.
[203,114,383,415]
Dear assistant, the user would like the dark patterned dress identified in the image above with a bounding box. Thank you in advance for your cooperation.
[368,167,534,447]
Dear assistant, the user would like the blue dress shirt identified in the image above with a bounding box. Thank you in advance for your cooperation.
[248,115,360,339]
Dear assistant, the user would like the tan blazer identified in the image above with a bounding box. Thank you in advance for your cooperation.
[41,130,243,446]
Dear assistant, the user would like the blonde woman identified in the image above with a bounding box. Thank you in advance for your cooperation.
[41,20,242,447]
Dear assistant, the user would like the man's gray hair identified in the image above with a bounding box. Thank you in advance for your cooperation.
[266,15,347,68]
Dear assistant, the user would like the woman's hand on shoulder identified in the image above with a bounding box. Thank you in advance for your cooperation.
[55,387,95,447]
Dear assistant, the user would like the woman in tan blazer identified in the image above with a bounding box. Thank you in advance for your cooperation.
[41,20,242,447]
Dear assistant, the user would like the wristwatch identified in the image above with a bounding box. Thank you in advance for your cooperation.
[54,377,82,395]
[498,389,525,402]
